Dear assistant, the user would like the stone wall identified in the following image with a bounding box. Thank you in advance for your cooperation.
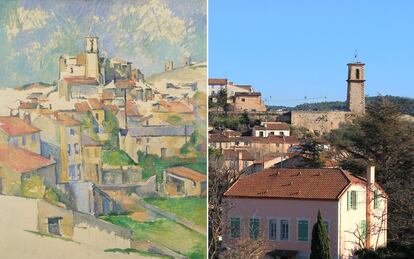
[291,111,355,133]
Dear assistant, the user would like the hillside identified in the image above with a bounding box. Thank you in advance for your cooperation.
[15,82,54,91]
[268,95,414,116]
[146,61,207,97]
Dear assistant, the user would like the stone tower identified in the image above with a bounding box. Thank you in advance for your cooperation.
[85,36,99,79]
[347,62,365,114]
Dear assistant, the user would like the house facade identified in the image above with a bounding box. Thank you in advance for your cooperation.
[33,114,83,183]
[0,116,41,154]
[253,122,291,137]
[163,166,207,197]
[224,167,387,259]
[0,144,56,195]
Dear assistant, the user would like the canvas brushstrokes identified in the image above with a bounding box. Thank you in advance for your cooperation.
[0,0,207,258]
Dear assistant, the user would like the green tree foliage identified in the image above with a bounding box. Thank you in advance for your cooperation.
[300,138,325,168]
[81,111,99,141]
[102,110,120,148]
[310,210,332,259]
[209,113,261,136]
[328,98,414,245]
[21,175,46,199]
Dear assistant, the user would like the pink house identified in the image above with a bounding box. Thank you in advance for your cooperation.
[224,167,387,259]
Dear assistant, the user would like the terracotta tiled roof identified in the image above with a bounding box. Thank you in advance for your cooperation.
[45,114,80,126]
[225,168,353,200]
[159,100,193,113]
[63,76,98,85]
[209,78,228,85]
[0,116,40,136]
[264,122,290,131]
[166,166,206,182]
[74,102,91,112]
[126,100,140,116]
[0,144,55,173]
[223,149,255,161]
[268,135,299,144]
[87,98,103,110]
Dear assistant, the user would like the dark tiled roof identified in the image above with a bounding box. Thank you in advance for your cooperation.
[208,78,228,85]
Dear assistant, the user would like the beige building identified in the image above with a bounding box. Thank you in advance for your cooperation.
[0,116,41,154]
[81,135,102,184]
[252,122,291,137]
[231,92,266,112]
[223,148,255,172]
[119,125,194,162]
[163,166,207,197]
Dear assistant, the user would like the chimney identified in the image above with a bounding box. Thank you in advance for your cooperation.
[365,165,375,249]
[367,165,375,186]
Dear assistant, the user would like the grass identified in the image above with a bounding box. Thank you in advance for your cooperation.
[104,248,173,258]
[103,149,137,166]
[100,215,206,259]
[137,153,206,181]
[144,197,207,228]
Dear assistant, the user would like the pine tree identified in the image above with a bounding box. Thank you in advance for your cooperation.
[310,210,332,259]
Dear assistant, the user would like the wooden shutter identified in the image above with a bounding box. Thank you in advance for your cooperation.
[347,191,351,211]
[298,220,308,241]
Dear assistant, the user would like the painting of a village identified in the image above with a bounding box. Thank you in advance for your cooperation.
[0,1,207,258]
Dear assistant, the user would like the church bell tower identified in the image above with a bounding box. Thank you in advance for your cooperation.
[85,36,99,79]
[346,61,365,114]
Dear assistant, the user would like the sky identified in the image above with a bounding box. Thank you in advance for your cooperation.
[0,0,206,87]
[209,0,414,106]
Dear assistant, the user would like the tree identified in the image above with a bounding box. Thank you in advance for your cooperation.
[328,97,414,245]
[300,138,325,168]
[310,210,332,259]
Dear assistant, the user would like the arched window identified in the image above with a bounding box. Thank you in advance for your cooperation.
[356,69,360,79]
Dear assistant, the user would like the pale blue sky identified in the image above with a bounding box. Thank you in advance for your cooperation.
[0,0,206,87]
[209,0,414,106]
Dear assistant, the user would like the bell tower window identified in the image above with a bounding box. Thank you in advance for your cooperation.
[356,68,360,79]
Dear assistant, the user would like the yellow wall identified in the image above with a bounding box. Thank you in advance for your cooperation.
[37,200,74,238]
[82,146,102,183]
[0,165,23,195]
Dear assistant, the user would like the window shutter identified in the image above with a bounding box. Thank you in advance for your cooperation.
[298,220,308,241]
[355,191,358,210]
[347,191,351,211]
[361,220,366,240]
[375,190,380,209]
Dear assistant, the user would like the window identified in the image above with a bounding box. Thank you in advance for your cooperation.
[269,219,277,240]
[70,128,75,136]
[347,190,358,210]
[241,98,245,102]
[280,220,289,240]
[298,220,309,241]
[269,132,274,136]
[95,113,99,121]
[259,131,264,137]
[280,131,285,136]
[356,69,360,79]
[67,144,71,156]
[249,218,260,239]
[22,136,26,146]
[76,164,81,180]
[48,217,62,236]
[230,217,241,238]
[31,134,36,143]
[374,190,381,209]
[360,220,366,240]
[74,143,79,155]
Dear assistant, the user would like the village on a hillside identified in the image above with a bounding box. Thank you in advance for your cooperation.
[207,59,414,258]
[0,36,207,259]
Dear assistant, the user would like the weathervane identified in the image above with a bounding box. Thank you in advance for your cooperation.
[354,49,358,62]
